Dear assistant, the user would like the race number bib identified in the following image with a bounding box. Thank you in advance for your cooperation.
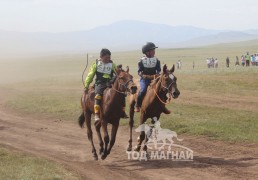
[141,57,157,68]
[96,60,113,74]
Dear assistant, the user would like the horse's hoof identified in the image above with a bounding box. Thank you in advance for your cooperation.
[99,148,104,155]
[134,146,141,152]
[93,154,98,161]
[127,145,132,152]
[101,154,107,160]
[146,152,150,160]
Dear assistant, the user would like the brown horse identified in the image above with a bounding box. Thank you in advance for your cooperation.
[127,64,180,152]
[79,67,137,160]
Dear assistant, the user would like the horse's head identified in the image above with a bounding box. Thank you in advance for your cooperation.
[160,64,180,99]
[115,66,137,94]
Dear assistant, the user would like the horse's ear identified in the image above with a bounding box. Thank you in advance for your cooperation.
[115,68,121,75]
[163,64,167,73]
[126,66,129,73]
[170,64,175,73]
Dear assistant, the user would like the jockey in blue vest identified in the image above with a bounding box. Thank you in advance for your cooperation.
[134,42,170,114]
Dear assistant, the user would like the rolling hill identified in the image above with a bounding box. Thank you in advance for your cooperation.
[0,20,258,57]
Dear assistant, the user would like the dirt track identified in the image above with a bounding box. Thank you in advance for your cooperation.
[0,106,258,180]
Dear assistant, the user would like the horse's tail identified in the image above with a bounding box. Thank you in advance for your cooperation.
[78,112,85,128]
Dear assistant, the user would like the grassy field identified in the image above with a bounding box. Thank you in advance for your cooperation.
[0,146,78,179]
[1,40,258,144]
[0,40,257,178]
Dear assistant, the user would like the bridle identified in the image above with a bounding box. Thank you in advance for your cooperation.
[153,74,176,105]
[160,77,175,93]
[112,76,134,95]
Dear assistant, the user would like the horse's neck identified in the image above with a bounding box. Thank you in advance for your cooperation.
[102,80,123,114]
[113,80,120,93]
[153,79,166,97]
[153,77,166,103]
[110,80,124,99]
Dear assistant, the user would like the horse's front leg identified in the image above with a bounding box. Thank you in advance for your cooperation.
[143,126,153,152]
[134,130,145,152]
[85,111,98,160]
[101,121,109,160]
[134,114,147,152]
[107,122,119,155]
[94,120,104,155]
[127,100,135,151]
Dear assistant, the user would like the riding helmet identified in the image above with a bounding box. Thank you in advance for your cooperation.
[142,42,158,54]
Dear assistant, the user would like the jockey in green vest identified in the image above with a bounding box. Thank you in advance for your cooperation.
[84,48,128,121]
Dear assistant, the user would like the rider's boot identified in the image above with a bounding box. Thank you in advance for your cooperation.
[134,93,143,112]
[94,94,102,122]
[121,107,129,118]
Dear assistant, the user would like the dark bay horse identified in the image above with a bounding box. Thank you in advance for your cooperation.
[127,64,180,152]
[79,67,137,160]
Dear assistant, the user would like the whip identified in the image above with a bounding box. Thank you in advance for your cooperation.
[82,53,88,87]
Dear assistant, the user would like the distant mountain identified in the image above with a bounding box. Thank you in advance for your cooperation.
[244,29,258,35]
[0,20,258,57]
[172,31,258,48]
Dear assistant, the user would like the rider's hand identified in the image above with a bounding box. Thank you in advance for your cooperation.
[142,75,153,79]
[153,74,159,79]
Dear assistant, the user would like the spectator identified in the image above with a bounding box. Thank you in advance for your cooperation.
[193,60,195,70]
[255,54,258,66]
[241,55,245,66]
[251,55,255,66]
[215,58,218,68]
[235,56,240,66]
[226,57,230,68]
[245,52,250,67]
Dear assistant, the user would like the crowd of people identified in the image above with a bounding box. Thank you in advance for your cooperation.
[206,57,219,68]
[233,52,258,67]
[206,52,258,68]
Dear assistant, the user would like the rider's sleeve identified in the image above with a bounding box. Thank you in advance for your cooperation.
[138,60,144,75]
[84,63,97,88]
[112,63,117,72]
[156,60,161,74]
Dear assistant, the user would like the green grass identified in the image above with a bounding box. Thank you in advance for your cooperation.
[160,103,258,142]
[5,85,82,121]
[0,146,78,180]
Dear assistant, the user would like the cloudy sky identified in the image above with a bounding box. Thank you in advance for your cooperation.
[1,0,258,32]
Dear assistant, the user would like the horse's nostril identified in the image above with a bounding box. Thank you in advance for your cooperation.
[173,92,177,96]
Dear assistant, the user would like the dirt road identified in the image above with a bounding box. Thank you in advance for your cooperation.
[0,107,258,180]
